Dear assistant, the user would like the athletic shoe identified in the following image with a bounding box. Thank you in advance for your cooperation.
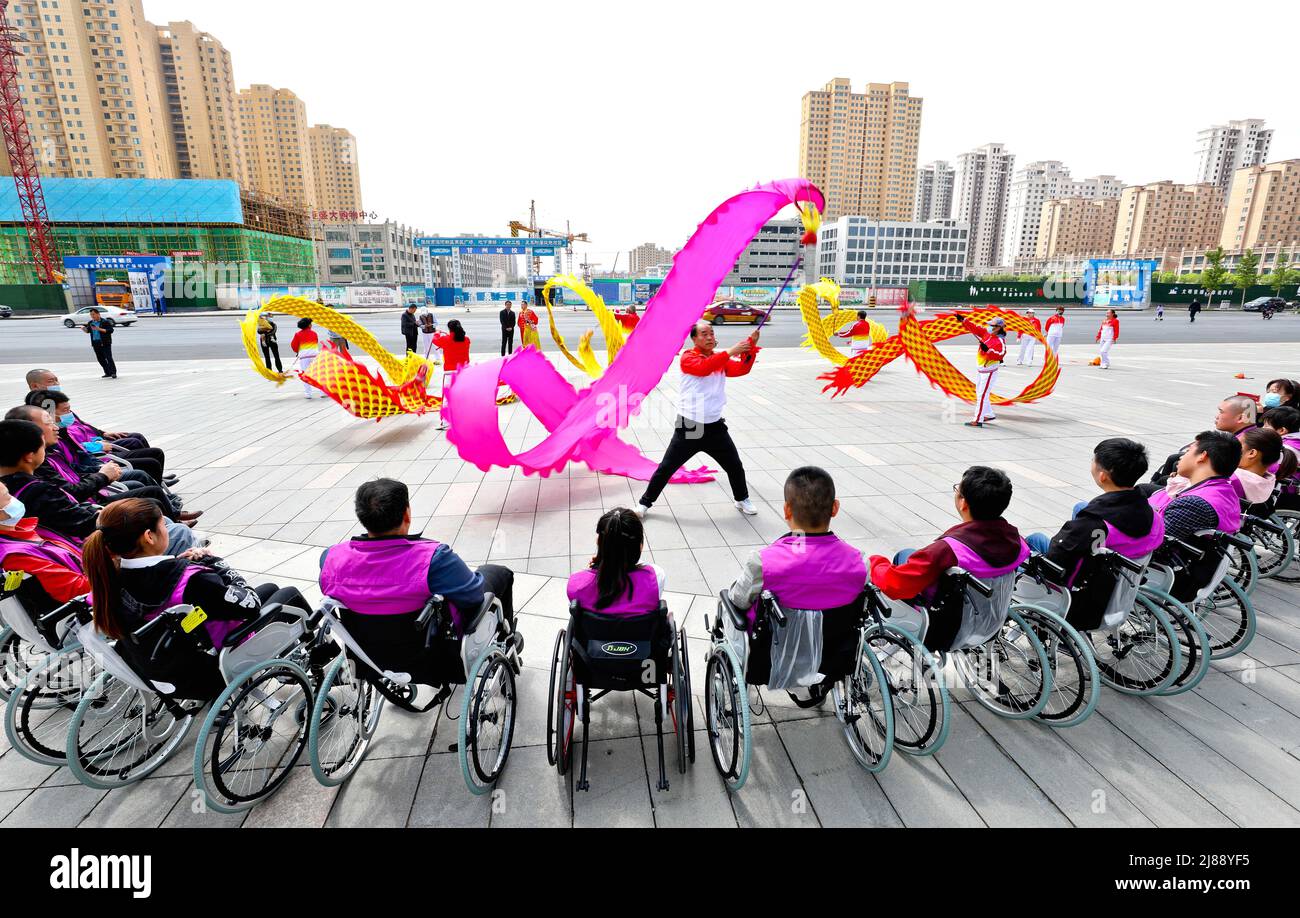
[965,421,984,428]
[735,499,758,515]
[633,504,649,520]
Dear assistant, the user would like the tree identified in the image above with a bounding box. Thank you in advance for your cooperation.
[1233,249,1260,305]
[1201,247,1229,303]
[1267,251,1295,295]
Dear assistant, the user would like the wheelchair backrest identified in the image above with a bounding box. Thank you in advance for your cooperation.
[219,607,309,684]
[1099,552,1152,629]
[1,571,60,653]
[947,568,1017,650]
[75,620,160,695]
[569,601,671,689]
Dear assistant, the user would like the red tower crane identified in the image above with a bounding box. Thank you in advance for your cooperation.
[0,0,60,284]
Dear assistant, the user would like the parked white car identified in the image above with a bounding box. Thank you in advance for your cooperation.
[62,305,137,328]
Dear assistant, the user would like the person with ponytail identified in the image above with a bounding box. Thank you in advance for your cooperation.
[83,498,311,676]
[0,480,89,607]
[433,319,471,372]
[1235,428,1295,514]
[567,508,666,615]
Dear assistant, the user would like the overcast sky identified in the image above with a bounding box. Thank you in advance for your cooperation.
[145,0,1294,271]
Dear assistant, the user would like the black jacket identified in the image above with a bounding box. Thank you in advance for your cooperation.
[401,311,418,334]
[499,307,515,329]
[36,458,111,502]
[0,472,100,539]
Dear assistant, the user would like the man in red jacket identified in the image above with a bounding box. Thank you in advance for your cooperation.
[636,320,759,518]
[954,313,1007,428]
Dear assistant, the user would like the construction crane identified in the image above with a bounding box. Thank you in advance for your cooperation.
[508,200,589,278]
[0,0,60,284]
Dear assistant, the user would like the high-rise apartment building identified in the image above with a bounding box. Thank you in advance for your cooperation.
[237,85,316,210]
[798,78,923,221]
[954,143,1015,271]
[629,242,674,274]
[1112,181,1223,257]
[1035,197,1120,258]
[913,161,954,222]
[1220,159,1300,252]
[155,21,243,183]
[1195,119,1272,195]
[1,0,176,179]
[1002,162,1123,265]
[309,125,362,216]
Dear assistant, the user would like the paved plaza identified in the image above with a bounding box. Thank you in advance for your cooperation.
[2,337,1299,828]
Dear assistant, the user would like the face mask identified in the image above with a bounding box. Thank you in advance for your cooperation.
[58,413,74,428]
[0,498,25,525]
[47,385,62,392]
[1263,393,1283,409]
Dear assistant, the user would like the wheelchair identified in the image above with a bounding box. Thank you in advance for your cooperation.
[0,572,100,765]
[1015,550,1179,712]
[312,592,520,796]
[547,600,691,792]
[1139,529,1257,662]
[881,567,1057,723]
[706,588,895,792]
[1240,503,1293,583]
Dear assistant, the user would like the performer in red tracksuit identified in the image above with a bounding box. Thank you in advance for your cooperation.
[1044,305,1066,356]
[1015,308,1042,366]
[1096,309,1119,369]
[956,314,1007,428]
[636,320,760,518]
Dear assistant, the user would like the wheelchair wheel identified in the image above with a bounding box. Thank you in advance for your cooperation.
[459,648,516,795]
[833,632,894,772]
[1089,596,1179,695]
[1253,519,1295,580]
[704,641,750,792]
[1015,604,1099,729]
[548,629,576,774]
[194,659,311,814]
[0,628,58,703]
[864,622,948,755]
[952,609,1052,719]
[1272,511,1300,583]
[66,672,201,790]
[4,648,99,765]
[1138,592,1212,696]
[670,624,694,774]
[309,653,383,787]
[1193,576,1255,659]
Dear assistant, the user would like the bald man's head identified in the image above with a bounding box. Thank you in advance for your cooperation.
[1216,395,1257,433]
[25,368,56,391]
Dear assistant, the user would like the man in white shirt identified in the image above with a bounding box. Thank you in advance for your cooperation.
[636,321,760,517]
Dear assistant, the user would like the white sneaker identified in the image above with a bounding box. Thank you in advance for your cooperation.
[633,504,648,519]
[735,499,758,515]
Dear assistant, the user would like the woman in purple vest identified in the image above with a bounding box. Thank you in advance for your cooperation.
[82,498,311,697]
[567,508,665,615]
[1262,407,1300,510]
[1235,428,1295,511]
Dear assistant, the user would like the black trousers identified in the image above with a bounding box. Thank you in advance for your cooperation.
[639,416,748,507]
[92,341,117,377]
[101,486,182,520]
[477,563,516,630]
[110,432,150,450]
[116,446,166,478]
[261,341,283,372]
[253,583,313,615]
[500,326,515,356]
[404,331,419,354]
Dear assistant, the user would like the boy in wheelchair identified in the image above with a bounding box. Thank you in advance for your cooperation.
[721,466,870,700]
[869,466,1028,651]
[1147,431,1244,603]
[82,497,311,699]
[318,478,517,689]
[1021,438,1164,630]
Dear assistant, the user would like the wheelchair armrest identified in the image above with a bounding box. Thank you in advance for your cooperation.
[716,590,748,630]
[219,602,304,649]
[863,584,892,620]
[1250,516,1285,536]
[1096,547,1145,575]
[1165,536,1205,560]
[37,597,89,628]
[758,590,787,627]
[959,570,994,598]
[415,594,445,629]
[103,456,133,472]
[1222,531,1256,552]
[1023,552,1067,583]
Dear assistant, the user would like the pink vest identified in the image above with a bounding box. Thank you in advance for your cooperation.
[759,534,867,612]
[1149,477,1242,534]
[1104,515,1165,558]
[566,566,660,616]
[320,537,444,617]
[151,564,239,648]
[67,418,100,446]
[942,536,1030,578]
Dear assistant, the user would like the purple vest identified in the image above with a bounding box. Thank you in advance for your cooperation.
[320,537,444,618]
[1149,477,1242,534]
[942,536,1030,578]
[0,535,83,575]
[145,564,240,648]
[567,566,660,616]
[1104,515,1165,558]
[67,418,99,447]
[756,534,866,624]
